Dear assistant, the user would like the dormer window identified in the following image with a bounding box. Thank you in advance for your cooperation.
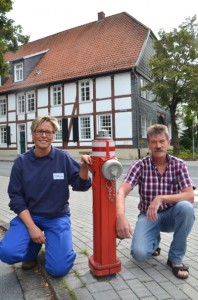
[14,62,23,82]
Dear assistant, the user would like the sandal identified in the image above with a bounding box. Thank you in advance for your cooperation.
[152,247,161,256]
[167,259,189,279]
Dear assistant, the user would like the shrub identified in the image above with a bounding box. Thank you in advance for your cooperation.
[179,137,192,150]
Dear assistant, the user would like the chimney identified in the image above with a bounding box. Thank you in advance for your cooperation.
[98,11,105,21]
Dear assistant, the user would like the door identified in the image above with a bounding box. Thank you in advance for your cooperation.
[18,124,26,154]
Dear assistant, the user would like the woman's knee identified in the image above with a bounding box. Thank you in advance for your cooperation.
[0,243,22,264]
[45,252,76,277]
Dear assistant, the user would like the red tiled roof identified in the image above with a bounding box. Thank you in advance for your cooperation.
[1,12,150,93]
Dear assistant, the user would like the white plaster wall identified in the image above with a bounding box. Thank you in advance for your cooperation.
[64,104,74,116]
[96,99,112,112]
[115,112,132,138]
[96,76,111,98]
[37,88,48,107]
[8,94,16,110]
[79,102,93,114]
[37,108,49,116]
[114,72,131,96]
[8,112,16,122]
[51,106,62,116]
[114,97,132,110]
[27,112,36,120]
[18,114,25,121]
[10,123,16,143]
[27,121,33,142]
[64,83,76,103]
[0,116,6,122]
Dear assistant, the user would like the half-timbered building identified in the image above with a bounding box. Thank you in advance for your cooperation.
[0,12,170,159]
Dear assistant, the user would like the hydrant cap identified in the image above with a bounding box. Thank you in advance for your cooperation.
[102,159,123,180]
[96,130,111,140]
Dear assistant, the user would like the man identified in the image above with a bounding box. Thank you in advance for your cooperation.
[116,124,195,279]
[0,115,92,277]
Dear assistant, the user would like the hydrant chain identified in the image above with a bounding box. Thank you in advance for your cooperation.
[106,180,116,203]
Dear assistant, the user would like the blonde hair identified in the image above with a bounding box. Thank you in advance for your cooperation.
[31,115,60,133]
[147,124,169,141]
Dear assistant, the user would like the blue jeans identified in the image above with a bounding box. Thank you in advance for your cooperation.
[0,214,76,277]
[131,201,195,264]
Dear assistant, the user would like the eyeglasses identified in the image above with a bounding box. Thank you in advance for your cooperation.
[34,130,54,136]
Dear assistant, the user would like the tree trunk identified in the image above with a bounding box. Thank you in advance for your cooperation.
[170,105,180,155]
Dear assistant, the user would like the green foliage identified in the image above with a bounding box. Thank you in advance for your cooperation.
[168,148,198,160]
[0,0,29,76]
[80,249,89,256]
[144,15,198,154]
[179,136,192,149]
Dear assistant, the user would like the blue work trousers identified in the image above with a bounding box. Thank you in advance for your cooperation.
[131,201,195,264]
[0,214,76,277]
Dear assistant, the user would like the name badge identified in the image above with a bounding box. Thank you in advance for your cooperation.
[53,173,64,180]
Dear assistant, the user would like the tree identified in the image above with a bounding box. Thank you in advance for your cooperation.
[0,0,29,77]
[145,15,198,155]
[181,107,198,149]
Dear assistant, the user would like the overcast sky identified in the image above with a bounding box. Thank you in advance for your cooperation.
[8,0,198,41]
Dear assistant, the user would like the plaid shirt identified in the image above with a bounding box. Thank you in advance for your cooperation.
[124,155,194,213]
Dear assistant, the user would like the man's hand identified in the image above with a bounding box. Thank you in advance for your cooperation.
[116,214,133,239]
[146,196,163,222]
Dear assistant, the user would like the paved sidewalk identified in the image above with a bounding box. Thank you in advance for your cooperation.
[0,174,198,300]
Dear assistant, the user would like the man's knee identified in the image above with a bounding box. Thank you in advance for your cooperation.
[176,201,195,219]
[131,245,150,262]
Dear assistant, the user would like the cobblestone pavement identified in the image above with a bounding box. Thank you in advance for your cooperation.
[1,174,198,300]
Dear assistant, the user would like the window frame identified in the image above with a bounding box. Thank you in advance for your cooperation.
[79,116,92,140]
[79,79,92,102]
[0,126,7,145]
[26,91,36,113]
[0,98,7,117]
[52,85,62,106]
[14,62,23,82]
[55,119,62,141]
[98,114,112,137]
[141,116,152,138]
[140,77,154,101]
[17,93,26,114]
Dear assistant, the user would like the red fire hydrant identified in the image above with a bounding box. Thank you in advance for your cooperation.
[88,130,123,276]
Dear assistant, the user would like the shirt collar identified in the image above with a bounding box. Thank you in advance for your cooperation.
[30,146,55,161]
[150,153,171,167]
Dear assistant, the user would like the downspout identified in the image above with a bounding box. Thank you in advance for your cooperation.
[132,67,140,159]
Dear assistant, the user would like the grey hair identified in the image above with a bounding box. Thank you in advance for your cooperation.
[147,124,169,141]
[31,115,60,133]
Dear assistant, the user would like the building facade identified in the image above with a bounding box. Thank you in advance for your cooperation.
[0,12,170,159]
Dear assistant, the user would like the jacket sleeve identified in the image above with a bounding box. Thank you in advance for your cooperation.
[66,154,92,191]
[8,158,28,215]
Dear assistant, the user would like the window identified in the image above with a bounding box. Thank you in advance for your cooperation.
[0,99,6,116]
[52,85,62,105]
[98,114,112,136]
[27,91,35,112]
[140,77,154,101]
[14,62,23,82]
[80,116,91,139]
[0,126,7,144]
[141,116,152,138]
[80,80,91,102]
[17,94,25,114]
[55,119,62,140]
